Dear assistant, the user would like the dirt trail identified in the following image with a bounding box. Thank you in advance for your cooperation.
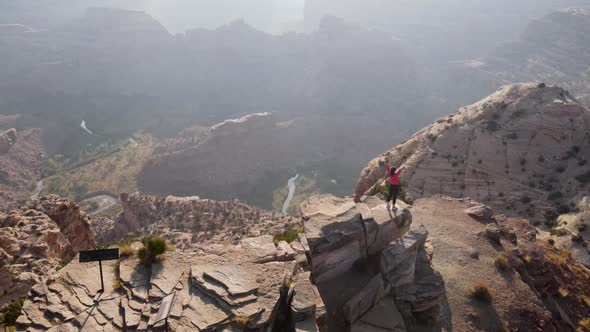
[410,197,552,331]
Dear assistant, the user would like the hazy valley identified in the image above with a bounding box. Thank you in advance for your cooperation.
[1,2,590,331]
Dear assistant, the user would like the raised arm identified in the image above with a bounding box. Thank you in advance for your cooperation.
[395,166,406,176]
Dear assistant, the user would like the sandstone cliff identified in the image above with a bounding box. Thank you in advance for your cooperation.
[0,128,46,211]
[0,195,96,308]
[96,191,300,247]
[356,83,590,224]
[485,8,590,104]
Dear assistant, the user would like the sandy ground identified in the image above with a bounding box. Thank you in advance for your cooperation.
[411,197,551,331]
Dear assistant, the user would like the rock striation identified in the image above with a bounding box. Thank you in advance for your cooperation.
[355,83,590,224]
[15,234,323,331]
[0,195,96,308]
[301,194,444,331]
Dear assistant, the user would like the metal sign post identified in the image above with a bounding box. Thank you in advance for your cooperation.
[79,248,120,293]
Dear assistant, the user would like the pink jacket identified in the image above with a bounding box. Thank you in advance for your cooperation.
[385,162,403,185]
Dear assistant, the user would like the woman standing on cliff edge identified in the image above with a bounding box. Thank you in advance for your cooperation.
[380,160,405,210]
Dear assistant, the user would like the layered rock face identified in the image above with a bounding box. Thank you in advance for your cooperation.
[301,194,444,331]
[484,8,590,104]
[0,195,96,308]
[0,128,46,211]
[98,191,299,247]
[356,83,590,223]
[15,231,322,331]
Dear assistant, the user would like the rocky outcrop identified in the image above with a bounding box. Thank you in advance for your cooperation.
[0,128,17,155]
[15,235,323,331]
[548,196,590,267]
[301,194,444,331]
[355,83,590,224]
[100,192,299,247]
[0,195,96,308]
[0,128,46,211]
[494,214,590,331]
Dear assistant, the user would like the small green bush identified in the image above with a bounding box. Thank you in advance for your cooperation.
[273,228,303,244]
[0,296,26,327]
[137,236,167,265]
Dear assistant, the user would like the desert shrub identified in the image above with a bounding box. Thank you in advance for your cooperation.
[579,224,587,232]
[494,253,510,270]
[506,133,519,140]
[579,317,590,331]
[0,296,26,327]
[547,238,555,246]
[555,166,566,173]
[112,279,122,291]
[273,227,303,244]
[520,196,532,204]
[538,155,545,163]
[137,236,167,265]
[468,280,493,303]
[232,316,252,326]
[486,121,499,132]
[119,244,134,257]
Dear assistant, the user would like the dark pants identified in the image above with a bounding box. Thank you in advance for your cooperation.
[387,184,400,204]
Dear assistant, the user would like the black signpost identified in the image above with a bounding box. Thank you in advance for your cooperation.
[79,248,120,293]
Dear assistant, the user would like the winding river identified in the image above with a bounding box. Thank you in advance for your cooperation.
[30,180,44,200]
[281,174,299,214]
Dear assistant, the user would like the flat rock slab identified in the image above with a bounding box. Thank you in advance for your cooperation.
[240,235,278,263]
[381,225,428,275]
[353,296,405,331]
[291,272,318,319]
[301,194,364,254]
[150,254,190,298]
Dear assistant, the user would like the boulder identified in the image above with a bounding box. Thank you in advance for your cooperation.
[301,195,365,282]
[484,223,501,243]
[381,225,428,287]
[464,204,494,221]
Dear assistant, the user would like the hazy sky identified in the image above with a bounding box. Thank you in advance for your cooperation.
[145,0,305,33]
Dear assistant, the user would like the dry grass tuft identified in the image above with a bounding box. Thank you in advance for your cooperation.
[231,315,252,326]
[578,317,590,332]
[119,244,134,257]
[494,252,510,270]
[468,280,494,303]
[558,287,570,297]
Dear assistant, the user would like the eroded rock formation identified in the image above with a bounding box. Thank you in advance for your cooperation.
[356,83,590,224]
[97,192,300,247]
[0,195,96,308]
[0,128,46,210]
[301,194,444,331]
